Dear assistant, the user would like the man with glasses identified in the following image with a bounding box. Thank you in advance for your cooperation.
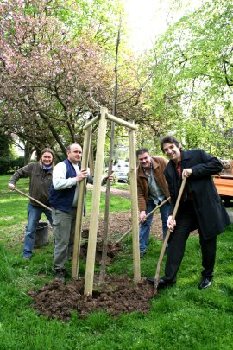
[136,148,170,257]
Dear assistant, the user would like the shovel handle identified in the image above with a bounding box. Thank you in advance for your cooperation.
[12,187,52,212]
[153,177,187,290]
[172,178,187,219]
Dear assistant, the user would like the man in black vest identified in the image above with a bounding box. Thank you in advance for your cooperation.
[49,143,89,282]
[49,143,112,282]
[148,136,230,290]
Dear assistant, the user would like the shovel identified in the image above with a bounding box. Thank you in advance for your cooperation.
[12,187,52,211]
[115,197,171,244]
[153,177,186,294]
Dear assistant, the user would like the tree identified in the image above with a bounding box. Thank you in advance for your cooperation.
[146,0,233,157]
[0,0,147,158]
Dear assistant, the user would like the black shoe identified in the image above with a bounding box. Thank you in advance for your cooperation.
[146,277,155,285]
[198,277,212,290]
[146,277,175,289]
[54,269,66,283]
[157,277,175,290]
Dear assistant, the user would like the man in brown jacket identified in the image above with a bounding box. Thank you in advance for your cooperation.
[136,148,170,256]
[8,148,54,259]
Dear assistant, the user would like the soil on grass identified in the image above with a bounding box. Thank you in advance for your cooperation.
[29,189,164,321]
[28,276,155,321]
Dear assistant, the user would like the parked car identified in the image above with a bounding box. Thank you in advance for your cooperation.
[114,161,129,183]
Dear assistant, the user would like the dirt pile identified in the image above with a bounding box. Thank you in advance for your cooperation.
[29,208,162,321]
[28,277,154,321]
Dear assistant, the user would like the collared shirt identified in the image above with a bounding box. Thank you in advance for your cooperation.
[147,164,166,205]
[53,161,80,207]
[176,161,182,178]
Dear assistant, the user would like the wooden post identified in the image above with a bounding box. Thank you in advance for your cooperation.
[105,112,137,130]
[84,107,107,296]
[83,115,99,130]
[128,125,141,282]
[72,125,92,279]
[98,120,115,284]
[88,144,94,177]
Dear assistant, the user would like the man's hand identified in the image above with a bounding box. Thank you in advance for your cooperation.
[103,174,114,182]
[77,169,88,182]
[182,168,192,179]
[8,183,15,190]
[139,211,147,222]
[167,215,176,231]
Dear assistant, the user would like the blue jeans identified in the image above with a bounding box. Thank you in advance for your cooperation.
[23,203,53,258]
[139,200,170,253]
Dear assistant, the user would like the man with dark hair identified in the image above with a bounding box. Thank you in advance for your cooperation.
[160,136,180,150]
[148,136,230,290]
[136,148,170,256]
[9,148,54,259]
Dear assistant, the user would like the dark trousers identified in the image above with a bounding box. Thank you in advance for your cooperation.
[164,201,217,282]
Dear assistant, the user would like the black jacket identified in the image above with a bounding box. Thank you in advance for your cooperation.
[164,149,230,239]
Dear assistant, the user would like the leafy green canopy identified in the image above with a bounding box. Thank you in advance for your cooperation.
[146,0,233,157]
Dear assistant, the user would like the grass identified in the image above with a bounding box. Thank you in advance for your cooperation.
[0,174,233,349]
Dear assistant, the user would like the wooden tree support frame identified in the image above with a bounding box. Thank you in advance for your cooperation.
[72,106,140,296]
[72,125,92,278]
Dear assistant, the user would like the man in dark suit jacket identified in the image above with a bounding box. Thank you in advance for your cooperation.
[149,136,230,290]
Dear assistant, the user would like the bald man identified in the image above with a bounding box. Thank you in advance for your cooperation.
[49,143,89,282]
[49,143,111,282]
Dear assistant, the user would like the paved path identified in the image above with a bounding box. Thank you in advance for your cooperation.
[87,184,130,198]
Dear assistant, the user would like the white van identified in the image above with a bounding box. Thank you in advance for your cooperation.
[114,161,129,183]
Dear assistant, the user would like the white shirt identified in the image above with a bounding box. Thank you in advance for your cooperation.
[53,161,80,207]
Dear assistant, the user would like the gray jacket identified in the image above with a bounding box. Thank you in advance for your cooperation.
[9,162,53,206]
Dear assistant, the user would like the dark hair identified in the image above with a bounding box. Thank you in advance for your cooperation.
[136,148,149,158]
[41,148,54,158]
[160,136,180,152]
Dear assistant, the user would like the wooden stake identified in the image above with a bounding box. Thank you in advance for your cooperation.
[105,112,137,130]
[84,107,107,296]
[129,125,141,283]
[98,120,115,284]
[72,125,92,279]
[83,116,99,130]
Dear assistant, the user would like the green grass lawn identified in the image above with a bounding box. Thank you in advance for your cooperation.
[0,175,233,350]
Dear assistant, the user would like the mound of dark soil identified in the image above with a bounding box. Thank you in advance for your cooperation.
[29,205,162,321]
[28,276,154,321]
